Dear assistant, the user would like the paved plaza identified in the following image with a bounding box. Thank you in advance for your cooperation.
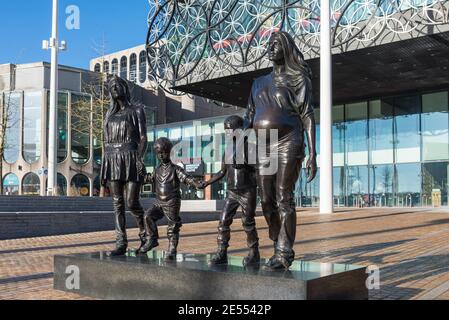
[1,208,449,300]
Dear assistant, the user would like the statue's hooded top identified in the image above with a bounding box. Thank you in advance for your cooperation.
[244,31,314,161]
[101,76,147,182]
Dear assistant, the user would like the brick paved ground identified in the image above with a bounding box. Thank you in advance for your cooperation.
[1,207,449,300]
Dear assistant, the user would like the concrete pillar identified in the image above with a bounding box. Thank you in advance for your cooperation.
[182,95,195,113]
[319,0,334,214]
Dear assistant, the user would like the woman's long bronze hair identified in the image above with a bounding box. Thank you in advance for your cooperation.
[270,31,312,89]
[105,75,132,124]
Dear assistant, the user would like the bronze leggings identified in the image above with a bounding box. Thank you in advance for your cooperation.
[110,181,145,246]
[257,156,302,263]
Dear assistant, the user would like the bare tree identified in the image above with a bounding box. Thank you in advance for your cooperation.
[71,73,110,197]
[0,89,20,195]
[69,35,112,197]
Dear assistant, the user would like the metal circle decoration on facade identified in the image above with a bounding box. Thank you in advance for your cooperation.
[146,0,449,95]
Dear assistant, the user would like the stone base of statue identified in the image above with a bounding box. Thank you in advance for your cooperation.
[53,251,368,300]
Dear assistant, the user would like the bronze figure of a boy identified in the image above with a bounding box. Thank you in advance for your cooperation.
[139,137,205,261]
[204,115,260,266]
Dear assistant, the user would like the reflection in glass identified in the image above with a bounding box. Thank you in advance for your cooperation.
[46,92,68,163]
[71,94,91,164]
[71,174,90,197]
[139,51,147,83]
[23,91,42,164]
[2,173,19,195]
[422,162,448,206]
[299,169,319,207]
[394,95,421,163]
[370,165,394,207]
[57,173,67,196]
[22,173,40,196]
[333,105,345,166]
[333,167,345,207]
[369,100,393,164]
[346,166,369,207]
[395,163,421,207]
[111,59,118,76]
[422,91,449,161]
[3,92,21,164]
[130,53,137,82]
[103,61,110,74]
[345,102,368,166]
[120,56,128,79]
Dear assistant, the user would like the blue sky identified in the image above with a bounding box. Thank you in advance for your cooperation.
[0,0,151,69]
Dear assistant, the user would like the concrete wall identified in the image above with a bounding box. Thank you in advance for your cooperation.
[0,197,227,240]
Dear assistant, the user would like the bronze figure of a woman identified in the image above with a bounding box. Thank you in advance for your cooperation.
[244,31,317,270]
[101,76,148,256]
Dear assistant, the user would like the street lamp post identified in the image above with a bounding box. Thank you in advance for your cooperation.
[42,0,66,196]
[319,0,334,214]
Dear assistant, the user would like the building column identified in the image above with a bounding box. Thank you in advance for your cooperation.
[319,0,334,214]
[182,95,195,113]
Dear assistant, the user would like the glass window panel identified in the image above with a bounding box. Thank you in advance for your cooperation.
[145,140,156,168]
[369,100,393,164]
[422,162,449,207]
[3,92,21,164]
[394,95,421,163]
[211,177,226,200]
[22,173,40,196]
[422,91,449,161]
[145,107,156,126]
[345,102,368,166]
[23,91,42,164]
[2,173,19,195]
[46,92,68,163]
[103,61,110,74]
[130,53,137,82]
[346,166,369,207]
[57,173,67,196]
[139,51,147,83]
[333,167,345,207]
[111,59,118,76]
[70,174,90,197]
[214,122,224,134]
[169,127,182,140]
[182,126,194,137]
[298,169,320,207]
[93,176,101,197]
[333,105,345,166]
[71,94,91,164]
[156,129,168,138]
[148,130,155,142]
[200,123,212,136]
[395,163,421,207]
[370,164,394,207]
[120,56,128,79]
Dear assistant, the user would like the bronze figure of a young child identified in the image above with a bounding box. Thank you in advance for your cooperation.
[204,115,260,266]
[139,137,205,261]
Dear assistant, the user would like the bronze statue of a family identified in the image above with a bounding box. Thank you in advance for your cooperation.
[101,31,317,271]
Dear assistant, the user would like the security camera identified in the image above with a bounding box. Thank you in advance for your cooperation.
[59,40,67,51]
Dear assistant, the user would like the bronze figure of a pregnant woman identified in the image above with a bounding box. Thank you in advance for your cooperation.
[244,31,317,270]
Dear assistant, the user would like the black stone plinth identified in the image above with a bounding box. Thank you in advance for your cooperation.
[54,251,368,300]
